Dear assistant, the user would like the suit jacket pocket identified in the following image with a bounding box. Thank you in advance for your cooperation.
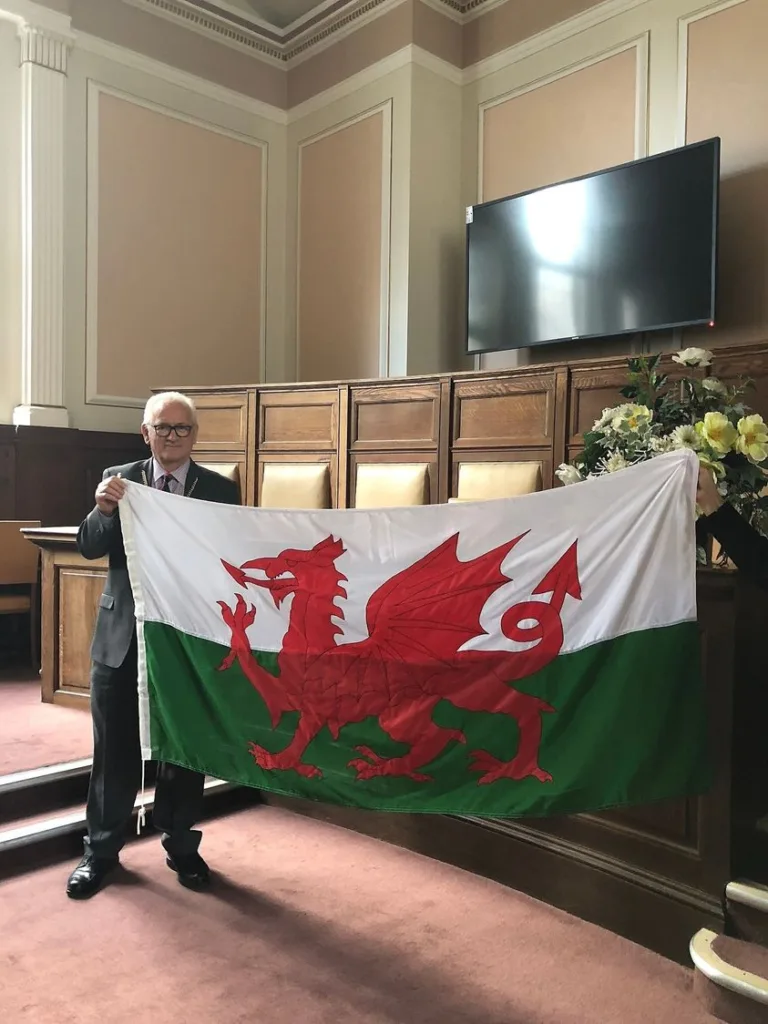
[99,593,115,610]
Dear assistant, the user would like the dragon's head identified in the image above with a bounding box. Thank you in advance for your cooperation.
[221,536,346,607]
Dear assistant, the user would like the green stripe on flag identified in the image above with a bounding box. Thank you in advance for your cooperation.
[142,619,711,817]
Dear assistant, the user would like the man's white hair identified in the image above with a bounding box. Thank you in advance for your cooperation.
[143,391,198,426]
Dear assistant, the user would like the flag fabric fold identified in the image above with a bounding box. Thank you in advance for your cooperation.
[120,448,710,818]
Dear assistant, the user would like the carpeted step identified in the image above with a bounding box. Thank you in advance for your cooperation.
[0,759,91,824]
[691,928,768,1024]
[727,881,768,949]
[0,777,255,879]
[0,760,162,825]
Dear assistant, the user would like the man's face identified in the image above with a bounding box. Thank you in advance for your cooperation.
[141,401,198,470]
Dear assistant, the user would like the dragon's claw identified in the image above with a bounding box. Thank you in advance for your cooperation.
[348,747,432,782]
[217,595,258,673]
[469,750,552,786]
[216,650,237,673]
[248,742,323,779]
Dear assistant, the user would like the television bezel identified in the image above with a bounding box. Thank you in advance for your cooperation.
[464,136,721,356]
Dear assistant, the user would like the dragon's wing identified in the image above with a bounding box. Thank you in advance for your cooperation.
[357,532,527,666]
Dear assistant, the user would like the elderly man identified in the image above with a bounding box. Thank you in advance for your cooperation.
[66,391,240,899]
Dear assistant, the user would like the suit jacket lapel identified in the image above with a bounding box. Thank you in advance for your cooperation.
[184,460,199,497]
[140,458,152,487]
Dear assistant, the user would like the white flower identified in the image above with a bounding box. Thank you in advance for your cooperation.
[671,424,701,450]
[555,463,583,486]
[601,451,629,474]
[672,347,713,368]
[702,377,727,396]
[594,407,618,430]
[649,435,675,453]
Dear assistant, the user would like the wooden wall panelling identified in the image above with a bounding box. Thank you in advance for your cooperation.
[245,391,258,507]
[337,385,350,509]
[57,561,105,700]
[567,356,689,446]
[450,449,554,496]
[452,373,556,449]
[711,342,768,422]
[13,427,89,527]
[552,366,569,471]
[81,430,148,516]
[567,360,630,446]
[0,424,145,527]
[192,392,249,451]
[349,383,441,451]
[32,532,108,706]
[258,389,339,452]
[348,451,439,508]
[438,380,452,505]
[257,453,338,508]
[0,440,15,519]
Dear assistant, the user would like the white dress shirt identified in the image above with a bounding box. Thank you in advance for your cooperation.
[151,458,190,496]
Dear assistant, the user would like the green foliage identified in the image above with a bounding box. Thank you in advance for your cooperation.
[562,351,768,536]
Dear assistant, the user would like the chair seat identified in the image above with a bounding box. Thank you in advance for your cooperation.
[0,594,31,614]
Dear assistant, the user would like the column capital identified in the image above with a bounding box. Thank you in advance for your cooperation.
[17,22,73,73]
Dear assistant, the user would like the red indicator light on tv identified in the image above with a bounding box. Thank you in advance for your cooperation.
[708,321,715,327]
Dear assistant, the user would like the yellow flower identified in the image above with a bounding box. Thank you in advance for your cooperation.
[700,412,737,455]
[737,414,768,463]
[611,404,653,433]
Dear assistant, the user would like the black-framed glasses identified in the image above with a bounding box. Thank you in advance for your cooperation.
[151,423,193,438]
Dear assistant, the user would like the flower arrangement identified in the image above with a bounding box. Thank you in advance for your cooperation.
[555,347,768,548]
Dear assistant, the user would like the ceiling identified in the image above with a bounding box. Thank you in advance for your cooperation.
[177,0,482,55]
[213,0,344,31]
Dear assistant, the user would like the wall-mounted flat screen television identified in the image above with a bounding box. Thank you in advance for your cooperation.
[465,137,721,355]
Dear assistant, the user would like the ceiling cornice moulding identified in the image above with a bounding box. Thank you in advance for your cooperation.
[121,0,501,64]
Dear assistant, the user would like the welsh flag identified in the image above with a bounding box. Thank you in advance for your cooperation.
[121,448,710,818]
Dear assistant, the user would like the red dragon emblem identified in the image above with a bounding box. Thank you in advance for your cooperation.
[217,532,581,786]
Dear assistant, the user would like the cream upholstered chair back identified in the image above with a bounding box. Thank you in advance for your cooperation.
[260,463,331,509]
[197,462,241,500]
[450,462,543,503]
[0,521,41,586]
[354,464,429,509]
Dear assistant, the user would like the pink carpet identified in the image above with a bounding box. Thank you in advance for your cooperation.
[0,805,718,1024]
[0,676,92,774]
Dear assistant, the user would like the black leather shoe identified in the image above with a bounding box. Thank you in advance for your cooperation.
[66,853,119,900]
[166,851,211,891]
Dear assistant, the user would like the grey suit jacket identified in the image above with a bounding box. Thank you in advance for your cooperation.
[77,458,240,669]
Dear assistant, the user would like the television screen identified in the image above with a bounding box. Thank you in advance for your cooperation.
[466,138,720,354]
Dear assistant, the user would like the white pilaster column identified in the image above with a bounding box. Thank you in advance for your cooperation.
[13,22,72,428]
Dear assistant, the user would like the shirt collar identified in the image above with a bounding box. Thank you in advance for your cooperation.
[152,458,190,489]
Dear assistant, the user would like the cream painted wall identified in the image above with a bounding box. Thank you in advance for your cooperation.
[287,64,412,382]
[288,60,467,384]
[64,39,288,431]
[462,0,765,369]
[406,62,467,376]
[0,19,21,423]
[1,0,764,432]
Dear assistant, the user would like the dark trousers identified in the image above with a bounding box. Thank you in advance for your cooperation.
[85,640,205,860]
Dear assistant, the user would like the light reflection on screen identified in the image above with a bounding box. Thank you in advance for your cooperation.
[466,139,719,354]
[524,179,588,266]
